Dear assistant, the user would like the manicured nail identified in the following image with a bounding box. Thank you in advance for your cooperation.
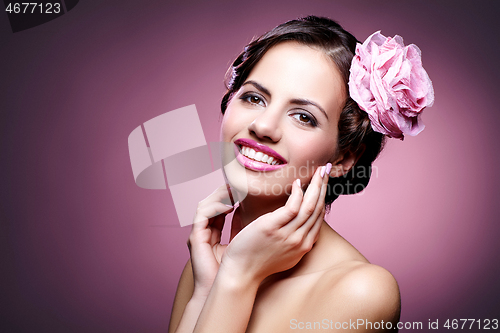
[296,178,301,187]
[325,163,332,177]
[320,166,326,178]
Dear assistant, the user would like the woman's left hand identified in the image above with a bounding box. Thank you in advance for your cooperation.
[220,163,331,285]
[188,185,235,299]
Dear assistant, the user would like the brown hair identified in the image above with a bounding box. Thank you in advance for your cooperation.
[221,16,386,206]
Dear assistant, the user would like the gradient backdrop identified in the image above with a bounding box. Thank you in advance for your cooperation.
[1,0,499,331]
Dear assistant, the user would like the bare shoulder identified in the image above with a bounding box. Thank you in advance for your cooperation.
[336,262,399,306]
[249,224,401,332]
[311,225,400,322]
[267,261,401,332]
[318,261,401,325]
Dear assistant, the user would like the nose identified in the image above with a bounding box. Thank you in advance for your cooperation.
[248,108,283,142]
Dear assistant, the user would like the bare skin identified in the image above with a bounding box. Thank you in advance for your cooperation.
[169,175,400,332]
[169,42,401,333]
[170,223,400,332]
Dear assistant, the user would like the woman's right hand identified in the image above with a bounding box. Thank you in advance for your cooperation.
[220,163,330,285]
[187,185,234,299]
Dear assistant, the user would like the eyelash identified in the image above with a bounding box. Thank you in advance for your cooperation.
[239,92,318,127]
[240,93,266,107]
[290,112,318,127]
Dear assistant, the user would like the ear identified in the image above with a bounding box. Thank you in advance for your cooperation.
[329,145,366,178]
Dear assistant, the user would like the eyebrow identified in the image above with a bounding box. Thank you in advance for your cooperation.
[290,98,328,120]
[242,80,329,120]
[242,80,271,97]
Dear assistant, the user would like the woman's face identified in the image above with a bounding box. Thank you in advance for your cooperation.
[221,41,347,199]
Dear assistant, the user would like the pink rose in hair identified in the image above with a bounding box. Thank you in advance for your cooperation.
[348,31,434,140]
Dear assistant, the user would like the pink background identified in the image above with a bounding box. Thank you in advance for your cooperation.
[1,0,499,331]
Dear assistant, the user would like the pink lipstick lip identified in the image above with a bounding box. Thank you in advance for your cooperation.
[234,138,287,164]
[235,148,287,172]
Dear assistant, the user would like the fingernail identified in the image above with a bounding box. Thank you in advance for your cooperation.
[296,178,301,187]
[320,166,326,178]
[325,163,332,176]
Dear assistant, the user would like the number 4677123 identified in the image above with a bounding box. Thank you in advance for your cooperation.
[5,2,61,14]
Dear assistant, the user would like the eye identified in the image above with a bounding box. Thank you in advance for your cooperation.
[240,93,266,107]
[291,112,317,127]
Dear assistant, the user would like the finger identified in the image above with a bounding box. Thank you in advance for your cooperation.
[283,165,324,231]
[198,185,232,208]
[267,179,303,227]
[303,206,325,249]
[190,203,232,253]
[298,163,331,233]
[194,185,234,226]
[193,202,234,226]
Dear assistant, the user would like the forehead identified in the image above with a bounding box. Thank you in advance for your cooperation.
[246,41,346,119]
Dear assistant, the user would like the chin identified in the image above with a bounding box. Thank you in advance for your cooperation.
[225,167,295,203]
[245,175,294,199]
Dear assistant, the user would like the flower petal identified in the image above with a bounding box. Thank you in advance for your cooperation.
[348,31,434,138]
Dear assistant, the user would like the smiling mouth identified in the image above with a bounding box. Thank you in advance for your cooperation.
[233,138,287,168]
[238,145,284,165]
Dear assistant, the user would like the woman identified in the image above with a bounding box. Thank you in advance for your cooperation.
[169,16,433,332]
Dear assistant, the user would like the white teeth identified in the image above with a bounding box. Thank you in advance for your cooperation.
[254,152,263,161]
[240,145,282,165]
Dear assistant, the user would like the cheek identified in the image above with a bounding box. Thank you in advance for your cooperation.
[220,110,241,141]
[283,136,337,185]
[290,133,338,166]
[220,106,256,142]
